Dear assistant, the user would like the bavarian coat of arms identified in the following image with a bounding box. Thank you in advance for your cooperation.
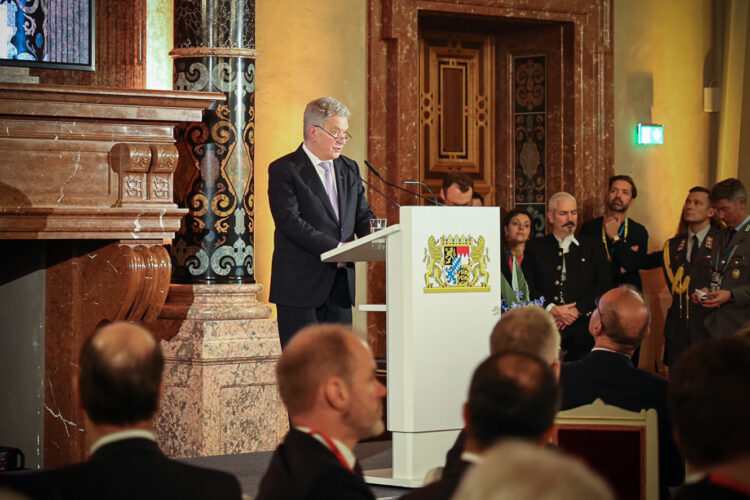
[424,234,490,293]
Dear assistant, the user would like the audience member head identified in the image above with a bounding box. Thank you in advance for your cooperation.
[489,306,561,376]
[589,285,650,356]
[503,208,533,250]
[471,191,484,207]
[710,178,748,229]
[276,324,386,447]
[302,97,351,161]
[464,351,559,453]
[452,440,614,500]
[677,186,721,235]
[78,321,164,427]
[606,175,637,214]
[669,337,750,470]
[547,192,577,238]
[440,171,474,206]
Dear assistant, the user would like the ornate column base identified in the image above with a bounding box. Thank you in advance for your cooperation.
[153,283,288,458]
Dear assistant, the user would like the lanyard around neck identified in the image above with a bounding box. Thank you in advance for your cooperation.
[308,430,352,471]
[602,217,628,261]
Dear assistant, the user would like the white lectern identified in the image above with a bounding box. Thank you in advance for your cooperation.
[321,206,501,487]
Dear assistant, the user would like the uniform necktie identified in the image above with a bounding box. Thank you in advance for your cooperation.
[320,161,339,220]
[689,235,699,263]
[727,228,737,246]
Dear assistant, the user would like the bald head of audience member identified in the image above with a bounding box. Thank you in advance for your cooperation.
[452,440,614,500]
[589,286,650,356]
[78,322,164,435]
[276,324,386,450]
[463,351,559,454]
[669,337,750,479]
[490,306,561,376]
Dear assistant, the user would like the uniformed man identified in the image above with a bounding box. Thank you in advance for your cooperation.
[523,192,612,361]
[580,175,649,290]
[700,178,750,337]
[661,187,723,366]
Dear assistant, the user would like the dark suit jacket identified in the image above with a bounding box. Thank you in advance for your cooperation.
[580,216,649,290]
[662,227,722,365]
[0,438,241,500]
[705,218,750,337]
[560,350,685,497]
[255,429,374,500]
[268,145,374,308]
[399,458,472,500]
[673,478,750,500]
[442,429,468,480]
[523,234,612,350]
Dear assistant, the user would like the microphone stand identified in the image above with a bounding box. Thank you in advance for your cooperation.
[402,180,442,206]
[341,156,400,208]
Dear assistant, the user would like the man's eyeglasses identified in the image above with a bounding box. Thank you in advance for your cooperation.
[314,125,352,143]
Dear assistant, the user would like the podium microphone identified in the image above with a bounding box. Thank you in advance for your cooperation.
[341,156,400,208]
[364,161,438,205]
[402,180,442,206]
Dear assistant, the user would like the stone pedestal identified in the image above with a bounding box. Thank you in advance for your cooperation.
[154,283,288,458]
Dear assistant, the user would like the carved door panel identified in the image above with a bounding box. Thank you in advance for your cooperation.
[419,31,494,203]
[418,24,572,234]
[495,25,573,236]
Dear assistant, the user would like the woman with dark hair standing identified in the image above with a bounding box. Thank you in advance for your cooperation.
[501,208,533,307]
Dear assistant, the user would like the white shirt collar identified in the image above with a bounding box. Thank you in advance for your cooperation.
[302,142,326,168]
[554,233,579,254]
[591,347,632,359]
[295,426,356,469]
[89,429,156,455]
[460,451,483,464]
[734,214,750,232]
[688,223,711,244]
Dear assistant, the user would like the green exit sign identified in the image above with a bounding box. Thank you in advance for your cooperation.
[637,124,664,145]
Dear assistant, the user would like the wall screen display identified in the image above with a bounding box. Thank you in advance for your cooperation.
[0,0,94,70]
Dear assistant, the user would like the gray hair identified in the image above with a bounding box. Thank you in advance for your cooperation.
[490,306,561,366]
[303,97,351,140]
[453,440,614,500]
[547,192,576,213]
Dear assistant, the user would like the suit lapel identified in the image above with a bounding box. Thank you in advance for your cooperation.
[296,147,340,223]
[333,157,347,222]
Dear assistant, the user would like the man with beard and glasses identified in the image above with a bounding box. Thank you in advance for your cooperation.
[523,192,611,361]
[255,324,386,500]
[581,175,649,290]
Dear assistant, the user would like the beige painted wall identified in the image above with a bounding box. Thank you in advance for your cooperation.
[614,0,713,251]
[614,0,714,369]
[255,1,369,333]
[146,0,173,90]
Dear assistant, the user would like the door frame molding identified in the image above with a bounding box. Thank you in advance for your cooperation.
[366,0,614,353]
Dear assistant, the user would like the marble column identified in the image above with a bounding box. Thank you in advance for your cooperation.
[171,0,256,284]
[158,0,286,458]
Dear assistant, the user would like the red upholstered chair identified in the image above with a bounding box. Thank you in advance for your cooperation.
[551,398,659,500]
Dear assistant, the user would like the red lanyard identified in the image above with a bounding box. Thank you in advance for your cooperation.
[708,473,750,497]
[308,430,352,471]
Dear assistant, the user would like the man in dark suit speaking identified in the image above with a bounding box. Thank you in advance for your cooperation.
[268,97,375,347]
[256,323,386,500]
[0,322,241,500]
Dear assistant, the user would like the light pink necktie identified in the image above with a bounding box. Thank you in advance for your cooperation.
[320,161,339,220]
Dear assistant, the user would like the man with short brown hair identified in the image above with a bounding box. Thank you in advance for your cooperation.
[256,324,386,500]
[440,171,474,206]
[0,322,242,500]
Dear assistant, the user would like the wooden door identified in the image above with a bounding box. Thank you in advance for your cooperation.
[419,22,573,235]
